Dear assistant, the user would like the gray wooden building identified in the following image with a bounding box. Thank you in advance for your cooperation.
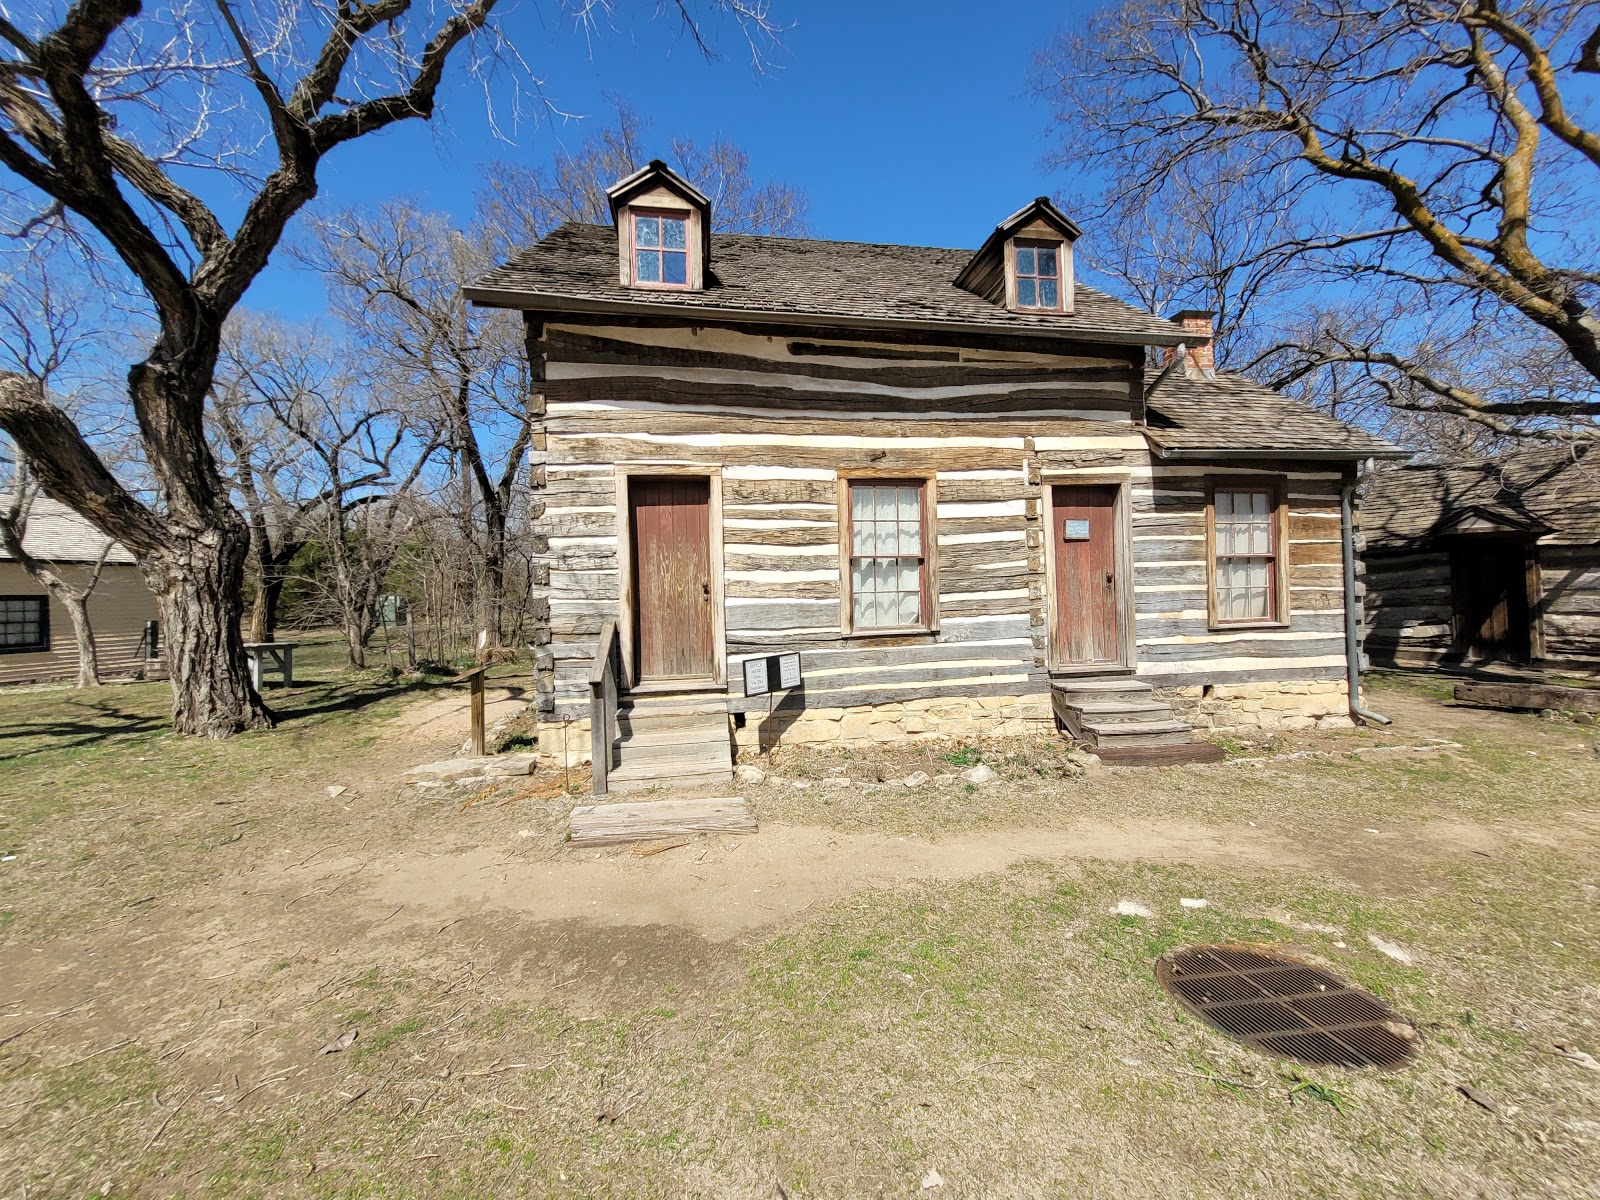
[1362,446,1600,671]
[467,162,1403,788]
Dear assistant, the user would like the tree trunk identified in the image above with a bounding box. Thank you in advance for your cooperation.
[247,566,269,644]
[344,618,368,670]
[481,506,507,652]
[61,592,101,688]
[248,567,287,643]
[146,518,274,737]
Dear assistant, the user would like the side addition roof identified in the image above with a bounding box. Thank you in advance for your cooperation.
[1362,445,1600,551]
[466,222,1190,346]
[1145,371,1407,461]
[0,494,136,565]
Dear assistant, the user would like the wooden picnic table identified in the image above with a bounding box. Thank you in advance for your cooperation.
[243,641,300,691]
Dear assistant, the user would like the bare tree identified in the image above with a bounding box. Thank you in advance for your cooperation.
[214,313,380,644]
[0,1,778,736]
[218,314,440,668]
[1039,0,1600,441]
[477,99,808,250]
[295,200,533,649]
[1,448,112,687]
[0,240,128,685]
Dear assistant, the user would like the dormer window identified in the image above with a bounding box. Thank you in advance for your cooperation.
[1014,241,1062,310]
[607,160,711,291]
[633,210,689,287]
[953,197,1080,316]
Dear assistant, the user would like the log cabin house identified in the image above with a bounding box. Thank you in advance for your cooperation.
[466,161,1404,789]
[1363,445,1600,671]
[0,494,158,685]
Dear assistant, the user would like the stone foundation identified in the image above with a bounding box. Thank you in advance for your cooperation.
[537,716,594,768]
[1157,680,1356,733]
[544,680,1354,765]
[732,694,1053,754]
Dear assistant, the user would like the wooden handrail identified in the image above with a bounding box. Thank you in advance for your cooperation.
[589,618,620,796]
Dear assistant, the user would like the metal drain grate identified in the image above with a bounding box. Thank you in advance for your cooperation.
[1155,945,1418,1069]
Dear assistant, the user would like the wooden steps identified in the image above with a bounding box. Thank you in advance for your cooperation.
[1051,675,1219,759]
[570,796,756,846]
[607,690,733,794]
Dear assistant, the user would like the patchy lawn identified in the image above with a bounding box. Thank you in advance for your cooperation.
[2,667,1597,1198]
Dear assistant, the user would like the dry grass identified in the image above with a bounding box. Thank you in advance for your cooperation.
[2,666,1599,1197]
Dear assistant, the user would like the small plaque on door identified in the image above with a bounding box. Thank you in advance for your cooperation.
[1063,519,1092,540]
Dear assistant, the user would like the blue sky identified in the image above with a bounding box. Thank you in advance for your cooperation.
[250,1,1098,319]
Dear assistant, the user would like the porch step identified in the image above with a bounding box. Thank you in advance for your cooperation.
[1067,700,1174,724]
[1050,678,1216,760]
[607,690,733,794]
[1076,718,1195,747]
[1051,677,1154,706]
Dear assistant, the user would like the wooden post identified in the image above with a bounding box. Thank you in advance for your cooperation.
[452,665,489,756]
[470,669,486,756]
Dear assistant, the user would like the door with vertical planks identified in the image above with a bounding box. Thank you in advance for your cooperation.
[1449,537,1532,661]
[1052,485,1122,667]
[630,477,714,680]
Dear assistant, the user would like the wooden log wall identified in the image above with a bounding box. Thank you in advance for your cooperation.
[530,319,1356,719]
[1539,545,1600,666]
[1363,542,1600,670]
[1362,548,1456,668]
[1129,465,1351,687]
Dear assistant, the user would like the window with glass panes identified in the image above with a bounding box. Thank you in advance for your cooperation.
[847,482,927,630]
[0,596,48,652]
[632,211,688,286]
[1211,486,1281,623]
[1014,240,1062,310]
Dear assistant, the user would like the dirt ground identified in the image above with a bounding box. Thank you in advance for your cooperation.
[3,670,1599,1198]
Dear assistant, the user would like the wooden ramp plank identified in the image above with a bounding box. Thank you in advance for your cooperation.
[1092,741,1227,766]
[569,797,756,847]
[1453,680,1600,713]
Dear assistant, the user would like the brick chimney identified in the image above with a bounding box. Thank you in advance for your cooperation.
[1161,309,1216,379]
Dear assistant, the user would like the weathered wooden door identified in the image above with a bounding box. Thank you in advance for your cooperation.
[630,477,715,680]
[1052,485,1122,667]
[1450,538,1532,661]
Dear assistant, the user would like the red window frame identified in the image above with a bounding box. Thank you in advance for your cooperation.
[631,209,691,290]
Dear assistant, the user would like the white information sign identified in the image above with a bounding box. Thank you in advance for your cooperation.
[777,652,802,689]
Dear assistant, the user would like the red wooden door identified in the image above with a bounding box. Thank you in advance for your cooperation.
[630,477,714,679]
[1052,485,1121,666]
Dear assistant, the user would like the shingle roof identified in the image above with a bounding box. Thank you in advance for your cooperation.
[1363,445,1600,550]
[1146,371,1406,459]
[467,222,1190,344]
[0,495,136,564]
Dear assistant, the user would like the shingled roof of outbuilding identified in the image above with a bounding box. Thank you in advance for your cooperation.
[1362,445,1600,550]
[466,222,1191,344]
[1145,371,1406,460]
[0,495,135,565]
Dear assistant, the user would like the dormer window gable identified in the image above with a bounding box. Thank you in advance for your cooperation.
[954,197,1081,316]
[606,159,711,291]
